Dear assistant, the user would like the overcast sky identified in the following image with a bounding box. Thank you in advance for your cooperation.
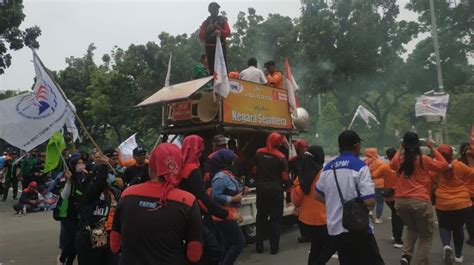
[0,0,419,91]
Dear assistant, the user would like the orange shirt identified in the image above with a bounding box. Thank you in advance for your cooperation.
[266,71,284,89]
[434,160,474,211]
[368,159,385,188]
[390,150,449,203]
[291,173,326,226]
[373,162,398,202]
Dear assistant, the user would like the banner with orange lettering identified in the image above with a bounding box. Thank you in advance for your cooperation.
[223,79,292,129]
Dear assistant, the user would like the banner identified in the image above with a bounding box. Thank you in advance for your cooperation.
[348,105,380,129]
[118,133,138,162]
[0,51,70,151]
[213,37,230,98]
[415,94,449,118]
[65,100,80,143]
[44,132,66,173]
[223,79,292,129]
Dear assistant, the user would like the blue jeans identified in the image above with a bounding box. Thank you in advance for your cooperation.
[375,188,385,218]
[216,220,245,265]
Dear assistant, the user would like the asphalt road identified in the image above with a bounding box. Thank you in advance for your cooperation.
[0,199,473,265]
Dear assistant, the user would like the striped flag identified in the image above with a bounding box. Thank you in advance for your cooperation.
[284,58,299,117]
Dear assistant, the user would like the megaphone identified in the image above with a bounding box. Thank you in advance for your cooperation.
[196,92,218,122]
[292,107,310,131]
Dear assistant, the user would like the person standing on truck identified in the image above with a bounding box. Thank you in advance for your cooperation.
[239,58,267,84]
[199,2,230,75]
[180,135,242,265]
[193,54,210,80]
[264,61,284,89]
[254,132,289,255]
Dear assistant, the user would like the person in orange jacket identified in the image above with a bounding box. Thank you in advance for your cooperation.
[365,148,385,224]
[264,61,284,88]
[432,144,474,264]
[373,147,404,248]
[460,142,474,246]
[228,71,239,79]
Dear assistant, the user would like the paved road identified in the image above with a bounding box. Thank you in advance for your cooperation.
[1,199,473,265]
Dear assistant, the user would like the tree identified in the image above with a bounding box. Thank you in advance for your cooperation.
[0,0,41,74]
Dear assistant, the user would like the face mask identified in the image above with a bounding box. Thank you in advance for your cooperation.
[107,173,116,185]
[76,164,86,173]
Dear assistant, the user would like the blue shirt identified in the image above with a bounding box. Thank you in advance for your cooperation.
[211,171,242,206]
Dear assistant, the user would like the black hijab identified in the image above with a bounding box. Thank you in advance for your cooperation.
[300,145,325,195]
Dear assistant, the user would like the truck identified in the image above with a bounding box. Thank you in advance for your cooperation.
[137,76,309,242]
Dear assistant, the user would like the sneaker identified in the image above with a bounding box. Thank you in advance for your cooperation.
[444,246,453,265]
[375,218,383,224]
[466,239,474,246]
[400,254,411,265]
[454,256,463,263]
[393,242,403,249]
[331,254,339,259]
[297,236,310,243]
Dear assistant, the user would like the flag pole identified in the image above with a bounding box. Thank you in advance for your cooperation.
[32,50,117,175]
[347,106,360,130]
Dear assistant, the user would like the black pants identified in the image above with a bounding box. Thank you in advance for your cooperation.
[75,229,118,265]
[205,44,227,75]
[466,198,474,240]
[200,216,222,265]
[436,207,470,257]
[386,200,404,243]
[331,232,385,265]
[299,223,333,265]
[3,176,18,200]
[256,189,283,251]
[60,219,78,265]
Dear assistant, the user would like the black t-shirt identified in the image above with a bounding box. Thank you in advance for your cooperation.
[123,164,149,187]
[19,190,38,205]
[255,148,289,192]
[113,182,202,265]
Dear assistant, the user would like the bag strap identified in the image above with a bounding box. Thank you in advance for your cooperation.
[332,164,345,204]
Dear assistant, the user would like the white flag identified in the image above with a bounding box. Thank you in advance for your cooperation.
[0,51,70,151]
[213,37,230,98]
[165,53,172,87]
[65,100,81,143]
[415,94,449,118]
[284,58,299,118]
[118,133,138,161]
[356,105,380,126]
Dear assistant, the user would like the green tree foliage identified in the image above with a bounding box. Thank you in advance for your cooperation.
[0,0,41,74]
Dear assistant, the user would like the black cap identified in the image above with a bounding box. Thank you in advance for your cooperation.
[338,130,363,150]
[213,134,227,146]
[264,61,275,67]
[103,148,118,157]
[133,147,147,156]
[208,2,220,10]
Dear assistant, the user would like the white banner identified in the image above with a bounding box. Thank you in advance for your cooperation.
[118,133,138,161]
[213,37,230,98]
[0,51,70,151]
[284,58,298,118]
[415,94,449,118]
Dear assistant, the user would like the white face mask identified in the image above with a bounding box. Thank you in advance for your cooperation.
[76,164,86,173]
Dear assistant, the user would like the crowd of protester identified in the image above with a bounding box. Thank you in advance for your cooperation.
[0,129,473,265]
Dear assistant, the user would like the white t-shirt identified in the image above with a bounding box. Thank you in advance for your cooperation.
[239,66,267,84]
[316,152,375,236]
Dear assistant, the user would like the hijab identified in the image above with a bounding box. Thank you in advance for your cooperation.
[300,145,325,195]
[211,149,237,172]
[182,135,205,166]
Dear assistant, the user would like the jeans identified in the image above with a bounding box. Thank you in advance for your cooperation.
[436,207,470,258]
[299,223,333,265]
[215,220,245,265]
[256,189,284,252]
[386,200,404,243]
[396,198,434,265]
[331,232,385,265]
[374,188,385,218]
[200,217,222,265]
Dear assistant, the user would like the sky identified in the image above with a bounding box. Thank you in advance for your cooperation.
[0,0,420,91]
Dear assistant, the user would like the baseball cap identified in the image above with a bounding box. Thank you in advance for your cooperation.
[213,135,227,146]
[208,2,220,9]
[133,147,147,156]
[338,130,363,150]
[103,148,118,157]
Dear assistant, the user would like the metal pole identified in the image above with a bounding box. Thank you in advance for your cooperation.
[429,0,444,92]
[317,93,322,117]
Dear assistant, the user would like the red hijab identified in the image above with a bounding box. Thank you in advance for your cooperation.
[182,135,205,166]
[149,143,183,205]
[267,132,285,152]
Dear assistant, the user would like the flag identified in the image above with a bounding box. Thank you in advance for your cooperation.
[349,105,380,129]
[213,37,230,98]
[118,133,138,162]
[44,132,66,173]
[165,53,172,87]
[415,94,449,118]
[284,58,299,117]
[65,100,80,143]
[0,51,70,151]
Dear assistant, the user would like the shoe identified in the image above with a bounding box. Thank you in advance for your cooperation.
[400,254,411,265]
[297,236,310,243]
[256,243,264,254]
[393,242,403,249]
[270,248,279,255]
[444,246,453,265]
[331,254,339,259]
[375,218,383,224]
[454,256,463,263]
[466,239,474,246]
